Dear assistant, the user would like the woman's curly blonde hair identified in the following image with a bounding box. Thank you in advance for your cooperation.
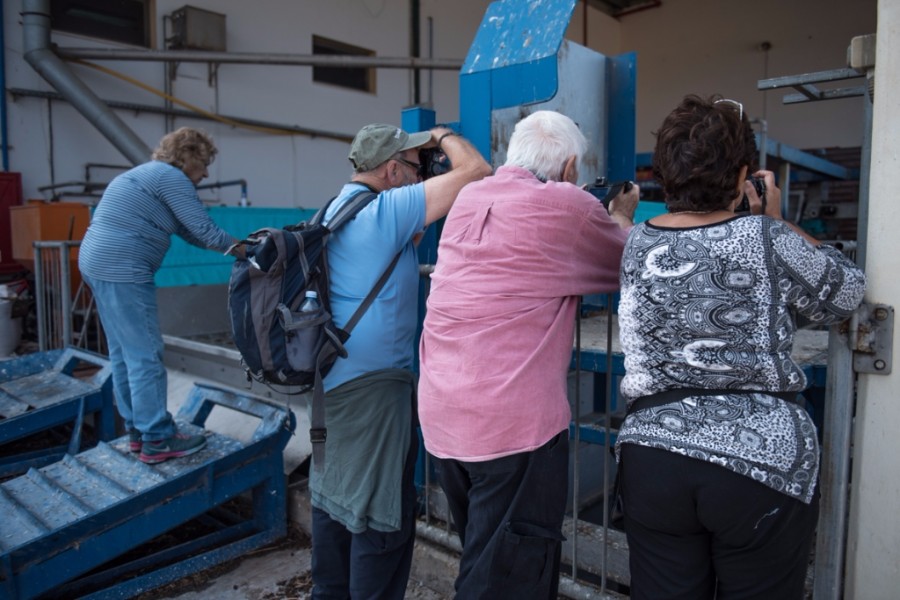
[151,127,218,169]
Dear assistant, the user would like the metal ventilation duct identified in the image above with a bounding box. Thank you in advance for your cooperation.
[21,0,151,165]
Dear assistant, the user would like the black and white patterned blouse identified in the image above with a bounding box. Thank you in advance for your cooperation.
[615,215,867,503]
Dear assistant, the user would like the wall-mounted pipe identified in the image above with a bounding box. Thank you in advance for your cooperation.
[54,47,464,70]
[1,4,9,171]
[10,87,355,143]
[21,0,151,165]
[197,179,248,207]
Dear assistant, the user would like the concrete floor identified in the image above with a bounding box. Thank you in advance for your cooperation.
[164,543,449,600]
[160,369,456,599]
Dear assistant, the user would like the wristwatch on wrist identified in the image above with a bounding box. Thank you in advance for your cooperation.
[437,131,457,151]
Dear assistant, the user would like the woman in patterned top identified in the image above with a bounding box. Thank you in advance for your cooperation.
[614,95,866,599]
[80,128,244,464]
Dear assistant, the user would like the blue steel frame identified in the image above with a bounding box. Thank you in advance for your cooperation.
[0,347,116,477]
[1,383,294,599]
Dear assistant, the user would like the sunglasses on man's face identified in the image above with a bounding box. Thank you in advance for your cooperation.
[392,157,424,180]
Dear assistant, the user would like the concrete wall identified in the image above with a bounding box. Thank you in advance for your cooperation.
[2,0,490,209]
[592,0,877,153]
[2,0,875,210]
[845,1,900,597]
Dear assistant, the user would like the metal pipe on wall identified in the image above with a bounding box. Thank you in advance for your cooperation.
[411,0,421,105]
[21,0,151,165]
[1,2,9,171]
[8,87,355,143]
[55,47,464,70]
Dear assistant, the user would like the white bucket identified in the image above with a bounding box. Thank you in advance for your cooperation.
[0,298,22,357]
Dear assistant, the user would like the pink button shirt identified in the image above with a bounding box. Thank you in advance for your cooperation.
[418,166,629,461]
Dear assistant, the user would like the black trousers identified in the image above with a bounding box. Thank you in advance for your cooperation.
[433,430,569,600]
[620,444,819,600]
[310,423,418,600]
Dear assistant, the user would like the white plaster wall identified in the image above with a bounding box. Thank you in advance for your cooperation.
[846,0,900,596]
[606,0,877,152]
[2,0,877,210]
[3,0,486,209]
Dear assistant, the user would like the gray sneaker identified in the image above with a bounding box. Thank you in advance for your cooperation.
[139,432,207,464]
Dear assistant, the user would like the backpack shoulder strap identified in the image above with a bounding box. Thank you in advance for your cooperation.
[310,246,402,472]
[310,186,378,230]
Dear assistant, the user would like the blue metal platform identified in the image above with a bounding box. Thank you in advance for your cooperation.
[0,348,115,478]
[0,382,294,599]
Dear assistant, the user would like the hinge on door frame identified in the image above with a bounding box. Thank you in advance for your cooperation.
[847,302,893,374]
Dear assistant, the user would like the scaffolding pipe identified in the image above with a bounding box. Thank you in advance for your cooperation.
[21,0,151,165]
[55,47,465,70]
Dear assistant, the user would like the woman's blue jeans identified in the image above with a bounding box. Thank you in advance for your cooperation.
[84,275,176,442]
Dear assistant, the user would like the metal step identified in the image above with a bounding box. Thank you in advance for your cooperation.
[0,383,294,599]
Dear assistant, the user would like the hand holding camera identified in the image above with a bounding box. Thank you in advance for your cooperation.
[736,174,767,214]
[418,147,450,180]
[587,177,639,227]
[588,177,633,210]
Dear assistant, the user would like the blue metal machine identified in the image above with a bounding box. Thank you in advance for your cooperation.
[0,382,294,599]
[0,347,115,478]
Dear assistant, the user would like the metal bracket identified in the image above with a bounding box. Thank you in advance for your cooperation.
[757,67,867,105]
[850,303,893,374]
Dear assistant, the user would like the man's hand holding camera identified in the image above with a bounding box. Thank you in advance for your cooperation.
[607,183,640,229]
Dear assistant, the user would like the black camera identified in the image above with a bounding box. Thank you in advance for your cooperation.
[736,175,766,214]
[418,147,450,180]
[587,177,634,210]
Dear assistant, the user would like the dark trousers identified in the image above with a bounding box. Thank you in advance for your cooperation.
[620,444,819,600]
[433,430,569,600]
[310,427,418,600]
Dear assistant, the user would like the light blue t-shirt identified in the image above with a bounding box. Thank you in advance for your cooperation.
[321,182,426,391]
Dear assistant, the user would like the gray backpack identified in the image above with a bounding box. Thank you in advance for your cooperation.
[228,188,400,467]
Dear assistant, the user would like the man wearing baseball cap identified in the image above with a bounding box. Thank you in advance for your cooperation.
[309,123,490,599]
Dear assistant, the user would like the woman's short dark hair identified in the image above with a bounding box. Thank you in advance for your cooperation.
[652,94,758,213]
[152,127,217,170]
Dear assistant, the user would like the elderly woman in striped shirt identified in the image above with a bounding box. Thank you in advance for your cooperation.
[79,127,242,464]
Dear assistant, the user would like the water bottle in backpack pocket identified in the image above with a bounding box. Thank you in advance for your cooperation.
[277,290,337,374]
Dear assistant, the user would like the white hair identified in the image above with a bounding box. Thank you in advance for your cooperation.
[504,111,588,182]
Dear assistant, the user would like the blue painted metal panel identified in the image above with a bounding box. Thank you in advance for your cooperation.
[459,70,495,159]
[462,0,578,75]
[606,52,637,184]
[459,0,578,163]
[490,57,559,109]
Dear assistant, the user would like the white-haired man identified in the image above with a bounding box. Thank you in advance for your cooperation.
[418,110,638,598]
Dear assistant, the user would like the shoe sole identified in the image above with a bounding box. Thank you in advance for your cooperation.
[139,440,206,464]
[129,442,142,453]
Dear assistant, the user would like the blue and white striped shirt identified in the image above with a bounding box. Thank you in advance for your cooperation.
[79,161,233,283]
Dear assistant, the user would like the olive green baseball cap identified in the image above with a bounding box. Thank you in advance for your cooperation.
[348,123,431,172]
